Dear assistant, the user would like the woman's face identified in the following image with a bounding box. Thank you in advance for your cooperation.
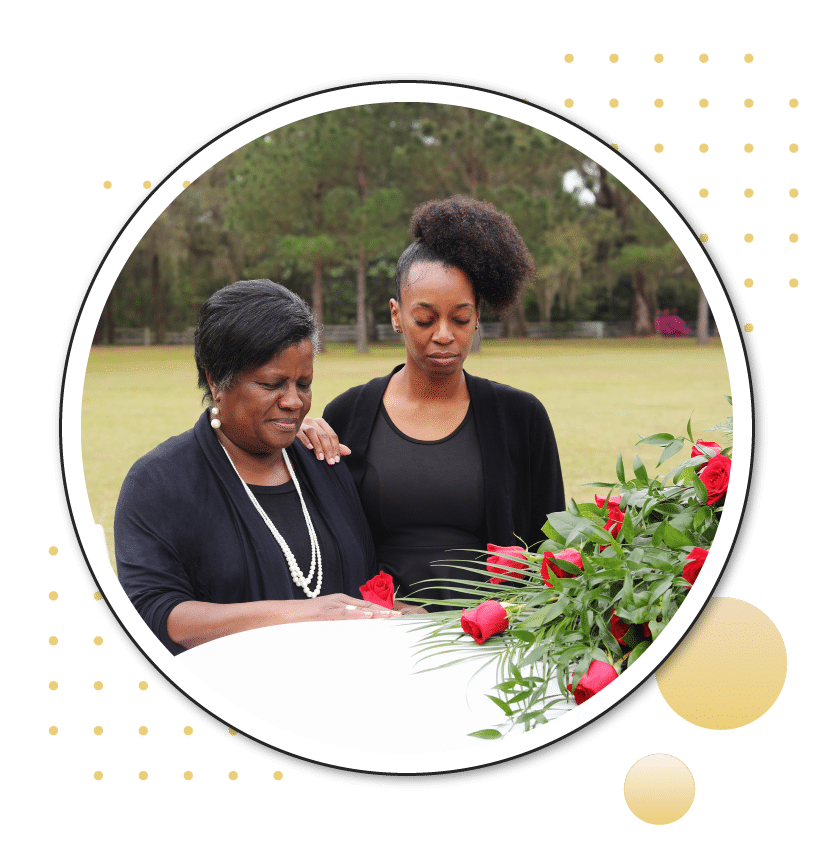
[208,340,314,456]
[390,263,480,378]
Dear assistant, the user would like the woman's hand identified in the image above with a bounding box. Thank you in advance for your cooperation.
[298,418,351,465]
[393,600,429,616]
[285,594,401,623]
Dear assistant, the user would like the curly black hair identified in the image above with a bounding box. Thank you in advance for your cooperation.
[394,195,535,315]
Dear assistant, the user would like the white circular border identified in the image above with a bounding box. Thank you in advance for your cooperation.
[61,80,752,775]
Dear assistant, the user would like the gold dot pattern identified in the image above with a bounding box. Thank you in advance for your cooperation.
[789,143,799,152]
[744,143,754,152]
[699,99,708,108]
[699,54,708,63]
[274,771,284,780]
[744,188,753,197]
[48,546,58,556]
[609,98,619,108]
[94,771,103,781]
[139,771,148,780]
[182,180,191,188]
[49,726,58,735]
[744,53,753,62]
[564,98,574,108]
[184,726,193,735]
[789,278,799,287]
[609,53,619,63]
[139,726,148,735]
[139,681,148,690]
[49,591,58,601]
[229,771,238,780]
[94,636,103,645]
[93,591,102,601]
[103,181,112,189]
[94,726,103,735]
[184,771,193,780]
[699,143,708,153]
[699,189,708,197]
[744,278,754,287]
[49,636,58,645]
[789,233,798,242]
[654,143,664,153]
[744,98,754,108]
[654,54,663,63]
[564,53,573,63]
[744,233,754,242]
[611,143,619,150]
[49,681,58,691]
[699,233,709,242]
[143,180,151,189]
[789,188,798,197]
[657,598,786,728]
[229,728,238,736]
[94,681,103,690]
[789,98,798,107]
[654,98,663,108]
[745,323,754,332]
[624,755,695,824]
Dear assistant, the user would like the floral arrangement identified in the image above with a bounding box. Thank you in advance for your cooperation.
[411,400,733,739]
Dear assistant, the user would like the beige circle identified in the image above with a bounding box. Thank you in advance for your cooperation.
[564,53,574,63]
[94,636,103,645]
[184,771,193,780]
[654,143,664,153]
[699,54,708,63]
[94,771,103,781]
[654,54,663,63]
[274,771,284,780]
[229,771,238,780]
[744,323,754,332]
[624,754,695,824]
[699,188,708,197]
[93,591,103,601]
[744,278,754,287]
[139,771,148,780]
[94,726,103,735]
[49,591,58,601]
[609,98,619,108]
[49,681,58,691]
[49,726,58,735]
[699,233,709,243]
[744,233,754,242]
[744,98,754,108]
[139,726,148,735]
[184,726,193,735]
[789,278,799,288]
[789,233,799,242]
[744,53,753,62]
[654,98,663,108]
[94,680,103,691]
[656,597,785,728]
[139,681,148,690]
[611,143,619,150]
[609,53,619,63]
[744,143,754,152]
[564,98,574,108]
[182,180,191,188]
[48,546,58,556]
[143,180,151,189]
[699,143,708,152]
[49,636,58,646]
[789,188,798,197]
[103,181,112,189]
[229,728,238,736]
[789,143,798,152]
[744,188,754,197]
[699,98,708,108]
[789,98,798,108]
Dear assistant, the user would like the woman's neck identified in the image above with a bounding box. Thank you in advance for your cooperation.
[214,429,291,486]
[393,360,468,403]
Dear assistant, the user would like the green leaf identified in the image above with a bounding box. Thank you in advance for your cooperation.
[511,629,537,644]
[542,518,565,543]
[621,510,636,544]
[692,472,708,504]
[687,416,694,441]
[627,640,651,667]
[469,729,502,740]
[633,455,649,483]
[484,694,513,716]
[663,522,694,550]
[616,451,625,483]
[656,437,686,467]
[651,520,666,547]
[636,433,675,447]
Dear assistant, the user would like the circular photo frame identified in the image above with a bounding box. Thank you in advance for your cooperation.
[61,81,752,775]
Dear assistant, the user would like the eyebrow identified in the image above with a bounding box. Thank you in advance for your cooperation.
[413,302,474,310]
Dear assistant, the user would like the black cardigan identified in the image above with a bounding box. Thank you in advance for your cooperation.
[323,365,566,554]
[115,411,377,655]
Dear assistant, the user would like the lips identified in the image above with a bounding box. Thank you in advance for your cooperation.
[428,354,458,365]
[270,419,299,431]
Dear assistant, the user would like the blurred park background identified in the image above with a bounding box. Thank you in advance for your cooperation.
[83,103,731,567]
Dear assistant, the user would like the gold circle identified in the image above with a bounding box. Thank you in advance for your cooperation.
[184,726,193,735]
[139,771,148,781]
[94,681,103,691]
[654,98,663,108]
[103,181,112,189]
[609,98,619,108]
[699,54,708,63]
[789,98,798,108]
[789,143,799,152]
[744,278,754,287]
[229,728,237,736]
[49,591,58,601]
[699,143,708,152]
[94,726,103,735]
[94,636,103,645]
[744,98,753,108]
[699,188,708,197]
[49,546,58,556]
[139,681,148,690]
[699,98,708,108]
[49,681,58,691]
[139,726,148,735]
[143,180,151,189]
[611,143,619,150]
[229,771,238,780]
[49,636,58,645]
[182,180,191,188]
[94,771,103,781]
[654,143,664,153]
[273,771,284,780]
[609,53,619,63]
[564,98,574,108]
[184,771,193,780]
[654,54,663,63]
[49,726,58,735]
[789,188,798,197]
[564,53,574,63]
[699,233,709,243]
[744,233,754,242]
[93,591,102,601]
[624,755,695,824]
[744,53,753,63]
[745,323,754,332]
[744,143,754,152]
[789,233,799,242]
[744,188,754,197]
[789,278,799,288]
[656,597,786,728]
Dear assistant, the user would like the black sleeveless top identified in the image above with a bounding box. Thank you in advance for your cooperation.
[360,402,489,608]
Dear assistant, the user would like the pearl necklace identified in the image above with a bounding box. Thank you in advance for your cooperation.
[220,443,323,598]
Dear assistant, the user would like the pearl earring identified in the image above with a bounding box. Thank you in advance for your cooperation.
[210,406,221,429]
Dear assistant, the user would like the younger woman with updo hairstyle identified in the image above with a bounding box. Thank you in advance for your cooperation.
[299,196,566,608]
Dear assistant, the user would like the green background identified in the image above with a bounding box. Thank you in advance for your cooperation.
[8,2,827,841]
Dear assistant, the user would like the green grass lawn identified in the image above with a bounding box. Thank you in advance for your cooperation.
[82,338,731,568]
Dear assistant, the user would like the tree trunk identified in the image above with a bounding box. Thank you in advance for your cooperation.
[94,296,114,345]
[536,278,555,325]
[151,251,165,344]
[631,270,653,337]
[355,143,369,354]
[501,300,528,338]
[696,286,710,346]
[313,256,326,352]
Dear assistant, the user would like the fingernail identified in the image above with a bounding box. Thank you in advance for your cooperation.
[344,605,356,611]
[361,611,374,617]
[317,452,324,460]
[378,609,391,616]
[335,455,340,463]
[390,610,401,616]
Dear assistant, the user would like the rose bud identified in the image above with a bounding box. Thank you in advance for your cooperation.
[682,547,708,587]
[595,494,622,509]
[486,543,528,585]
[460,600,509,644]
[691,439,723,460]
[567,660,618,705]
[359,571,395,609]
[541,548,584,585]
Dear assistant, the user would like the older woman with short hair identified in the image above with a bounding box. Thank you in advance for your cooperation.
[115,279,410,656]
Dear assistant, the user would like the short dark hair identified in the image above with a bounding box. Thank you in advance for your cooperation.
[394,195,535,315]
[194,279,319,402]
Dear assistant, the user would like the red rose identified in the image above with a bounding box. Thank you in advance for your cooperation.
[595,494,622,509]
[541,548,584,585]
[610,612,651,647]
[604,503,625,539]
[699,454,731,505]
[485,543,528,585]
[460,600,509,644]
[359,572,395,609]
[567,660,618,705]
[682,547,708,587]
[691,439,723,460]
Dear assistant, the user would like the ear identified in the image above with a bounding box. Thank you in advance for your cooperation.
[389,298,401,333]
[205,371,219,404]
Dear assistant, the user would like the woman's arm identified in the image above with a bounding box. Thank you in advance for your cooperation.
[297,417,350,465]
[167,594,400,650]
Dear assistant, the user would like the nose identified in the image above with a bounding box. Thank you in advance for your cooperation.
[432,319,454,344]
[278,383,304,411]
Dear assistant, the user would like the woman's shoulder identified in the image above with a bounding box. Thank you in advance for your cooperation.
[322,368,398,421]
[466,371,547,414]
[121,425,204,495]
